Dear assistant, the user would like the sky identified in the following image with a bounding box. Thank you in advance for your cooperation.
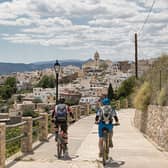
[0,0,167,63]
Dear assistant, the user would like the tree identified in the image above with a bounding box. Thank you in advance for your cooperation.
[108,83,114,101]
[0,77,17,100]
[5,77,17,88]
[0,85,14,99]
[5,77,17,93]
[22,107,39,118]
[117,76,136,99]
[37,75,55,88]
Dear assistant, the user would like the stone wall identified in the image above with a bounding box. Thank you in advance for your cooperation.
[134,105,168,151]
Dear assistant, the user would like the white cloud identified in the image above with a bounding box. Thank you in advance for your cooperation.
[0,0,167,61]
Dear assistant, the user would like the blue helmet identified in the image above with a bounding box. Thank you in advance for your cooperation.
[102,98,110,105]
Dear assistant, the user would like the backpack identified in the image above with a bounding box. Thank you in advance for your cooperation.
[100,105,112,124]
[55,104,67,122]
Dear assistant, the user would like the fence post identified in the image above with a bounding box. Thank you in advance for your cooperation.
[0,123,6,168]
[39,113,48,141]
[75,106,78,121]
[77,105,81,118]
[21,117,33,153]
[48,113,55,134]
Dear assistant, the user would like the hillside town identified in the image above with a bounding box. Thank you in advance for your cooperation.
[0,52,155,120]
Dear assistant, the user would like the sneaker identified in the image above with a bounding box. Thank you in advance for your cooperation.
[109,140,113,148]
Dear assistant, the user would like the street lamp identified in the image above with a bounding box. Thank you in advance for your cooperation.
[54,60,60,104]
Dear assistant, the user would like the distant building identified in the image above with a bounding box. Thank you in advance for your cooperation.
[60,89,81,104]
[79,96,100,104]
[33,88,55,104]
[118,61,132,73]
[82,51,100,70]
[130,59,155,76]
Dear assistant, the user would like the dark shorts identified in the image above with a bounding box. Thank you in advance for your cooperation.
[55,120,68,133]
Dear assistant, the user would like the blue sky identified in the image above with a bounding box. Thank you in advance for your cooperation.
[0,0,167,63]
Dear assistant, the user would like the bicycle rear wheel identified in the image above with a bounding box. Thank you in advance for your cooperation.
[57,140,62,159]
[102,139,107,166]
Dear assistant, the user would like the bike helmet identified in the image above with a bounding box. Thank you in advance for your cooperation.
[102,98,110,105]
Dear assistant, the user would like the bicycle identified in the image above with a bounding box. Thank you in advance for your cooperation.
[102,123,120,166]
[56,119,75,159]
[57,128,68,159]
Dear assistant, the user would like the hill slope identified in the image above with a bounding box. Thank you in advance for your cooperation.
[0,60,86,75]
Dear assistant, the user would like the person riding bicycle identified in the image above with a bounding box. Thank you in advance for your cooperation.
[95,97,120,157]
[52,98,74,147]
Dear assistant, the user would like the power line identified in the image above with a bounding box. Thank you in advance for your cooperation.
[138,0,157,35]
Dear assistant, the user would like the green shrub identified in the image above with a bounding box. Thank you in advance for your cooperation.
[22,108,39,118]
[157,88,167,106]
[6,127,21,158]
[32,98,43,104]
[117,76,136,99]
[134,82,152,111]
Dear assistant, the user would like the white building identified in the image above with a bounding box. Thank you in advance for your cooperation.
[33,88,56,103]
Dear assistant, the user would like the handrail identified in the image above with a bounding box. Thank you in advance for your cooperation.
[0,118,10,122]
[48,113,52,117]
[6,133,25,144]
[32,116,43,121]
[6,121,26,128]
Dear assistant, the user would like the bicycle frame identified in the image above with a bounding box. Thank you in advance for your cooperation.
[102,128,110,166]
[57,128,67,159]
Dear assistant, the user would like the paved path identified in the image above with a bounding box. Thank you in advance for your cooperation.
[6,109,168,168]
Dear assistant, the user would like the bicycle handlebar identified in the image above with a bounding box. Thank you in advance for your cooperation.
[95,121,120,126]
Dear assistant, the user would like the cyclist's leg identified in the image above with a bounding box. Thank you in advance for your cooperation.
[61,122,68,144]
[61,122,69,156]
[98,122,104,157]
[54,120,59,141]
[107,124,113,147]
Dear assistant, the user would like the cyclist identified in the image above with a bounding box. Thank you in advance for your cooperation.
[52,98,74,151]
[95,97,120,157]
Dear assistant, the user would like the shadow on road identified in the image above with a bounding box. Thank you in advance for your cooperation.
[97,157,125,168]
[104,158,125,168]
[54,154,79,161]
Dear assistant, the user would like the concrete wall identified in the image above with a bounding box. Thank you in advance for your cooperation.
[134,105,168,151]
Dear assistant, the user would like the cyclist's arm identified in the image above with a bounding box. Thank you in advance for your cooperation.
[67,106,74,118]
[52,108,55,118]
[95,109,100,122]
[114,116,119,123]
[111,108,119,123]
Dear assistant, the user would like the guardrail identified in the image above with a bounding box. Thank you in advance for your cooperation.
[6,121,26,158]
[0,103,92,168]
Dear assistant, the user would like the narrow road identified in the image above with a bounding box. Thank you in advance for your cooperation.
[6,109,168,168]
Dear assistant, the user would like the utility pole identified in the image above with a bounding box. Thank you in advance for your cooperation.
[159,70,162,91]
[135,33,138,79]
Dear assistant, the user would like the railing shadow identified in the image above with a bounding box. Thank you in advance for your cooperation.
[6,134,54,168]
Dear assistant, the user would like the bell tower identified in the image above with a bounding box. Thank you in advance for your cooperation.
[94,51,100,67]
